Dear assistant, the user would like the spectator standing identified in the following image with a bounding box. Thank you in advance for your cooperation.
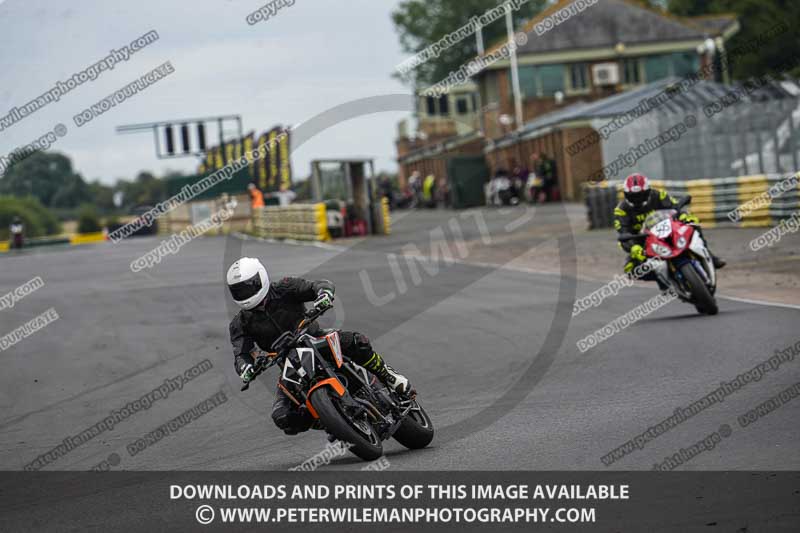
[527,153,543,203]
[378,175,394,209]
[275,184,297,207]
[248,182,265,210]
[511,160,527,203]
[10,216,24,249]
[408,170,422,208]
[539,153,557,202]
[436,176,450,208]
[422,174,437,208]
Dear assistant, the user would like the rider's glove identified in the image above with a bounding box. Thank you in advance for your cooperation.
[630,244,646,262]
[678,212,699,224]
[239,363,255,383]
[313,289,333,310]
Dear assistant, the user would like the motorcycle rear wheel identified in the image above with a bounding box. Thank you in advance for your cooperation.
[310,389,383,461]
[679,263,718,315]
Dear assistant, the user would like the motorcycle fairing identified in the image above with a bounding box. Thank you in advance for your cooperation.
[326,331,344,368]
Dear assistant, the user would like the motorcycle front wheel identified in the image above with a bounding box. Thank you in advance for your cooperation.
[393,400,434,450]
[309,389,383,461]
[679,263,718,315]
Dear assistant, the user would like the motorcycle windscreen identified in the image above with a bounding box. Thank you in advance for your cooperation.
[325,331,344,368]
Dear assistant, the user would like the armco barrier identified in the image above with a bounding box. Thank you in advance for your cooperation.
[584,172,799,229]
[252,203,329,241]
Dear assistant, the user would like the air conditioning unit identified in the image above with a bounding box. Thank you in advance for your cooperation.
[592,63,620,86]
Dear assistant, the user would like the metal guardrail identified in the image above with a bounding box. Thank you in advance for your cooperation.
[584,172,799,229]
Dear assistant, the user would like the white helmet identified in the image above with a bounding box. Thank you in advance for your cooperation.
[226,257,270,310]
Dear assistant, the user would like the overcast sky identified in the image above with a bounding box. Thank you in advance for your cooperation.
[0,0,413,184]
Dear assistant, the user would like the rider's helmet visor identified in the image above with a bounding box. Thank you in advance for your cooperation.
[229,273,263,302]
[625,190,649,207]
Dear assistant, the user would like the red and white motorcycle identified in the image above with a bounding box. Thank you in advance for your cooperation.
[619,196,718,315]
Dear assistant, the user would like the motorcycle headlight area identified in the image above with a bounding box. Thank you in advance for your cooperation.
[676,236,687,248]
[650,243,673,257]
[652,219,672,239]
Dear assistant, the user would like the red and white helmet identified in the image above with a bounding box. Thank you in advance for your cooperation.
[623,173,651,207]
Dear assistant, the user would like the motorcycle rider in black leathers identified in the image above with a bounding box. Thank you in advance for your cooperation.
[615,173,725,288]
[226,257,411,435]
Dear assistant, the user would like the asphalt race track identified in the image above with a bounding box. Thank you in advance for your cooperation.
[1,205,799,473]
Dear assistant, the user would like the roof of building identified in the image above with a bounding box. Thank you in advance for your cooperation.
[684,14,739,37]
[484,0,738,58]
[490,75,800,148]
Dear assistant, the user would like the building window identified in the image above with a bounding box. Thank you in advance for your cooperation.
[643,53,700,82]
[456,97,469,115]
[644,55,671,82]
[539,64,565,96]
[516,64,565,98]
[438,95,449,116]
[670,52,699,77]
[622,58,641,85]
[569,63,589,91]
[425,96,436,116]
[518,66,537,98]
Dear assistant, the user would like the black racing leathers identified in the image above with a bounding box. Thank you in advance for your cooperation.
[229,276,377,433]
[230,277,334,374]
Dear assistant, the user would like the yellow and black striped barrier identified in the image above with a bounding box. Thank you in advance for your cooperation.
[381,197,391,235]
[585,171,799,229]
[252,203,329,241]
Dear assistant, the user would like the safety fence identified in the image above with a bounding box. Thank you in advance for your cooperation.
[584,172,799,229]
[252,203,329,241]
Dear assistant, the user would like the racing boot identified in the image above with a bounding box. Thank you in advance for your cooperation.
[363,352,413,396]
[696,229,725,269]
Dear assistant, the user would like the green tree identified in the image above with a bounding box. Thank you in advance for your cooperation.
[76,204,102,234]
[50,173,92,208]
[88,180,116,211]
[667,0,800,79]
[0,195,61,239]
[392,0,546,88]
[0,151,79,206]
[115,171,167,209]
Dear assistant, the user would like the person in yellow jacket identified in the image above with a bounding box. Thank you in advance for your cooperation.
[422,174,436,207]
